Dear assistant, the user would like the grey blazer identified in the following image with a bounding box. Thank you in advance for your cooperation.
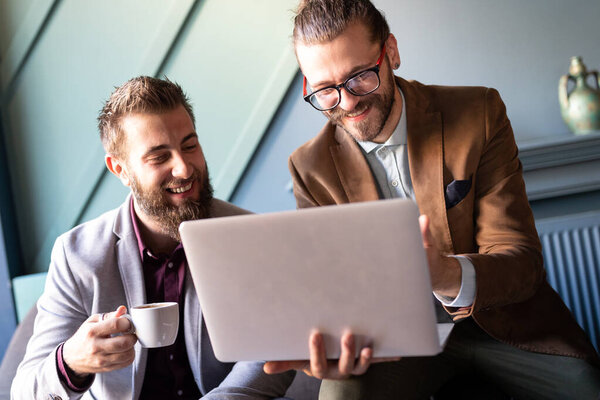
[11,196,295,399]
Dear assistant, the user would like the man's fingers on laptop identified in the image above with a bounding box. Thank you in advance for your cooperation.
[307,331,375,379]
[351,346,373,376]
[263,360,307,374]
[337,331,357,377]
[308,331,328,379]
[264,331,379,378]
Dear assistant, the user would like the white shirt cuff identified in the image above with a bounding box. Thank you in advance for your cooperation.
[433,255,476,307]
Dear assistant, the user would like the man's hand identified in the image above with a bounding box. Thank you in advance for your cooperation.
[62,305,137,378]
[264,331,398,380]
[418,215,461,298]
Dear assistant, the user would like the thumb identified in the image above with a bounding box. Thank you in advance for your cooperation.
[104,305,128,320]
[113,305,127,318]
[263,360,307,375]
[418,215,433,248]
[90,305,128,324]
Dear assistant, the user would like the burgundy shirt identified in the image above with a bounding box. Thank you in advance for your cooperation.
[57,200,201,399]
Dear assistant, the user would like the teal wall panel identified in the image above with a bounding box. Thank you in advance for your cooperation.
[0,0,299,278]
[0,113,18,358]
[160,0,298,200]
[0,0,34,56]
[76,168,129,225]
[0,0,53,86]
[3,0,199,273]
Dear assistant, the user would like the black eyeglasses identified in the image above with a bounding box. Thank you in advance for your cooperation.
[302,44,387,111]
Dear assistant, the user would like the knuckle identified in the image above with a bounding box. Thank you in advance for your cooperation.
[338,363,351,376]
[109,319,121,331]
[92,357,106,370]
[89,342,101,355]
[84,329,96,341]
[113,338,127,351]
[311,366,325,379]
[126,334,138,346]
[116,317,130,332]
[123,336,137,349]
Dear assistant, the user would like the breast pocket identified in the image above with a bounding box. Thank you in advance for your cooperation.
[445,177,475,253]
[444,177,472,209]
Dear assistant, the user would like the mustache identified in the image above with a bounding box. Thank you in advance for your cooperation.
[328,96,376,121]
[161,170,200,190]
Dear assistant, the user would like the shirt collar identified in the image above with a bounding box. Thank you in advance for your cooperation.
[357,86,407,153]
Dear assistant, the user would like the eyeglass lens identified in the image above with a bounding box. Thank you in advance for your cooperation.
[309,69,379,110]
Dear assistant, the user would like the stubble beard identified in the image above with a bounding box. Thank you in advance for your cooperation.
[327,69,396,142]
[130,169,214,242]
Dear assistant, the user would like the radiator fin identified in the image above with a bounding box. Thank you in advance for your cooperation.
[537,212,600,351]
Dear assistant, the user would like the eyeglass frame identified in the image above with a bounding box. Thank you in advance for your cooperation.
[302,43,387,112]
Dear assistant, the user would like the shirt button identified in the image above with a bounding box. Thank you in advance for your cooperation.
[177,390,183,396]
[169,354,174,360]
[391,180,399,187]
[168,262,174,269]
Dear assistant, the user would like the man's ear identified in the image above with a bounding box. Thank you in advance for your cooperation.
[386,33,400,70]
[105,154,131,187]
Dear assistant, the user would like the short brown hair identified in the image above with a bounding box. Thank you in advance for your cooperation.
[98,76,195,158]
[293,0,390,46]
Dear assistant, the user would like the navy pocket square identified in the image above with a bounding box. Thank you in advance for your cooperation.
[445,178,472,209]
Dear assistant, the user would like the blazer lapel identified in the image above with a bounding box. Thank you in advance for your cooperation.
[399,78,454,254]
[183,269,204,392]
[330,126,379,203]
[113,196,148,399]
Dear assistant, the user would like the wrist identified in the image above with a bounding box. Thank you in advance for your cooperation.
[432,256,461,298]
[58,342,94,391]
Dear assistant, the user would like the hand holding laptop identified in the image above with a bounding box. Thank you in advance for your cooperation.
[419,215,462,299]
[264,330,402,379]
[262,214,450,380]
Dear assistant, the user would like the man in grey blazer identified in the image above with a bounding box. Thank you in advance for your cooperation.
[11,76,295,399]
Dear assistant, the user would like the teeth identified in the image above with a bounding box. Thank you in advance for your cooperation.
[169,182,192,193]
[347,109,366,117]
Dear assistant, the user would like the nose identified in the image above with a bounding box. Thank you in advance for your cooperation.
[337,87,361,112]
[171,152,193,179]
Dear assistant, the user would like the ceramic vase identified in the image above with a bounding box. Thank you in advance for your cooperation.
[558,56,600,135]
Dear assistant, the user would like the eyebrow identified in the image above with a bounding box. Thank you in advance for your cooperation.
[181,132,198,144]
[142,132,198,157]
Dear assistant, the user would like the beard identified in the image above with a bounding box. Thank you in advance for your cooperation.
[130,168,214,242]
[327,67,396,142]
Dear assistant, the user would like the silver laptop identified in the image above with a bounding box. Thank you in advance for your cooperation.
[180,198,441,362]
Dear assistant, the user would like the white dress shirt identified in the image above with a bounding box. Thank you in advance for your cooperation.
[356,88,475,308]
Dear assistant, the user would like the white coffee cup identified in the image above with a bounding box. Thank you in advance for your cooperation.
[125,302,179,348]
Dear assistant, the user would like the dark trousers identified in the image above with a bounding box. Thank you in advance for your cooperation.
[319,318,600,400]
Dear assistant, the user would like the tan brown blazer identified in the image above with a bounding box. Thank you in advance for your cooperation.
[288,77,599,364]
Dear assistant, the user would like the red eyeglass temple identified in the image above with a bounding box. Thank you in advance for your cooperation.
[303,43,387,97]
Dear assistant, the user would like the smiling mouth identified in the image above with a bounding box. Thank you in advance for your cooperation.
[345,106,370,120]
[166,181,193,194]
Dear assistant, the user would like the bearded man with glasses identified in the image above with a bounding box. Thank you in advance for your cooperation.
[264,0,600,399]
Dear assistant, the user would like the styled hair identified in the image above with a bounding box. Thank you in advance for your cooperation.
[292,0,390,46]
[98,76,195,158]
